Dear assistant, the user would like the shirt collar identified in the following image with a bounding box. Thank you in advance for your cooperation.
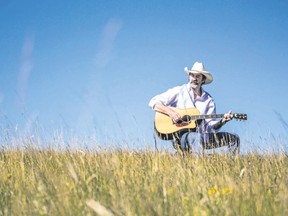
[186,83,206,98]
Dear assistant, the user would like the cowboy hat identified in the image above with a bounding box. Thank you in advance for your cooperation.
[184,61,213,84]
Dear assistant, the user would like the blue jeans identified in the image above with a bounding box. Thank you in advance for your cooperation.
[179,132,240,154]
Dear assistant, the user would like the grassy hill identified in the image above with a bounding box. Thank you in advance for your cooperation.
[0,147,287,215]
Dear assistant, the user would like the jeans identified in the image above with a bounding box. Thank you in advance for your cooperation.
[178,132,240,155]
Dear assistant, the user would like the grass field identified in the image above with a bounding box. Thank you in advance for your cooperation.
[0,144,287,215]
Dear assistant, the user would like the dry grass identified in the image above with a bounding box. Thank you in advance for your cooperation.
[0,144,287,215]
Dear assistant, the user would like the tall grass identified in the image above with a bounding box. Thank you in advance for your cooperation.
[0,145,287,215]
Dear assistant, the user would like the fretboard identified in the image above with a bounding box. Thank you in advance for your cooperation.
[190,114,224,120]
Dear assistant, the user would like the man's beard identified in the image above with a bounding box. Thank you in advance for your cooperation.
[190,81,200,88]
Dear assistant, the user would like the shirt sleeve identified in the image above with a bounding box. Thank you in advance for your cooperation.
[204,99,219,132]
[148,86,181,109]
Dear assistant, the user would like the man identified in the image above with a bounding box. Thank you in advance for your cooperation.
[148,61,240,154]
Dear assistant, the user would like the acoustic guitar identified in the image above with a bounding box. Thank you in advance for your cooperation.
[154,107,247,140]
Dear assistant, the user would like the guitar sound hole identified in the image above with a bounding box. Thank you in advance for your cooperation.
[182,115,191,123]
[175,115,191,125]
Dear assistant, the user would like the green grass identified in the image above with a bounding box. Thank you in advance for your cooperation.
[0,146,287,215]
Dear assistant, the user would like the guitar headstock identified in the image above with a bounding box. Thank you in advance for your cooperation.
[233,113,247,121]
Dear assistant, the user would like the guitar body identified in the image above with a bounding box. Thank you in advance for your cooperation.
[154,107,247,141]
[154,107,201,140]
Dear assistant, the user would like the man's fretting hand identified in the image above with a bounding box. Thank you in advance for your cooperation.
[221,110,233,124]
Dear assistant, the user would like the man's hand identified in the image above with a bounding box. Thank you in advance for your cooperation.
[154,103,181,123]
[167,109,181,123]
[221,110,233,124]
[214,110,233,130]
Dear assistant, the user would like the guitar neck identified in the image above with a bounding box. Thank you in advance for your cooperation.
[190,114,224,120]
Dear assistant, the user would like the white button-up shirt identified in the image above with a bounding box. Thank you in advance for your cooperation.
[149,83,219,133]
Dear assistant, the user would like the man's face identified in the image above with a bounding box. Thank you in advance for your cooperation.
[189,73,204,88]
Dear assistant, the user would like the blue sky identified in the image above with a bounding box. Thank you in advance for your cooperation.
[1,0,288,152]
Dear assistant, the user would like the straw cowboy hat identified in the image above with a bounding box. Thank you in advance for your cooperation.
[184,61,213,84]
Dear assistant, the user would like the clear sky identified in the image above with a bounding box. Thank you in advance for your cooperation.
[1,0,288,152]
